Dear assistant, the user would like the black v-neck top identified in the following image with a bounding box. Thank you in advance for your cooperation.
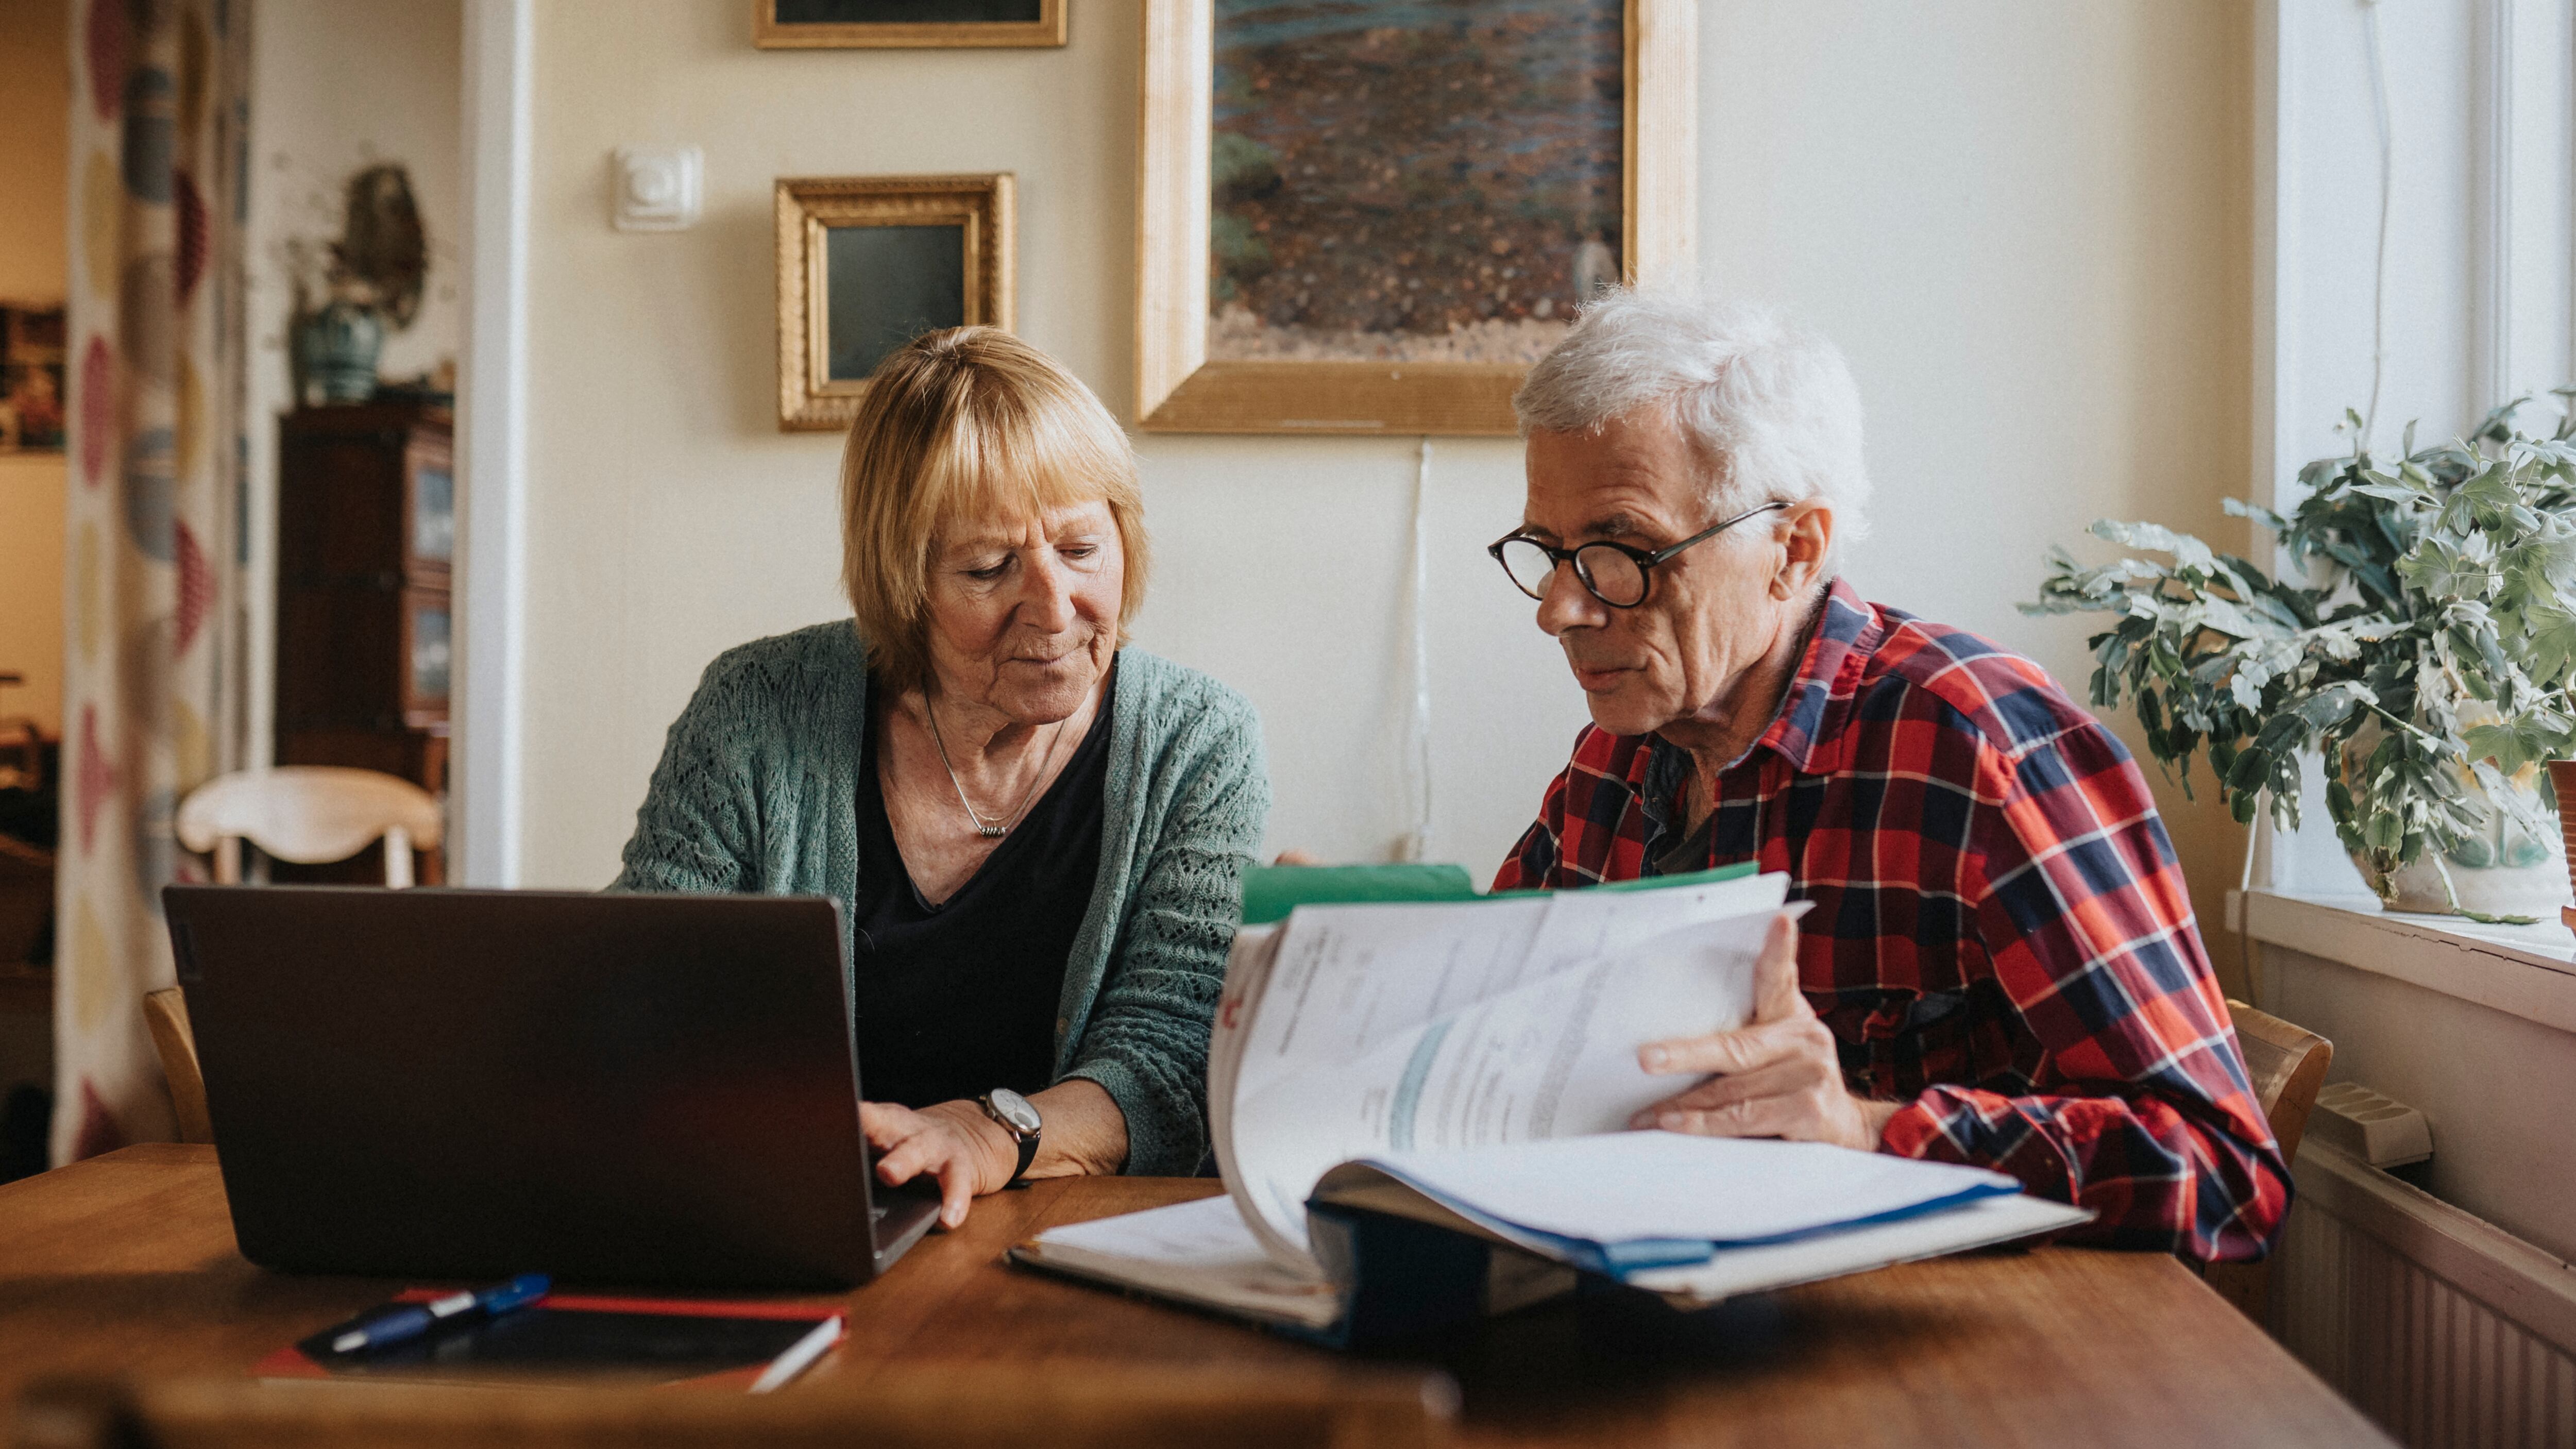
[850,676,1113,1109]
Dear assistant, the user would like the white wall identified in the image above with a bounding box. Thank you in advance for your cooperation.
[510,1,2260,980]
[243,0,462,764]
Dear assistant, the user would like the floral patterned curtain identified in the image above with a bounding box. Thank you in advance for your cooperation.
[55,0,251,1163]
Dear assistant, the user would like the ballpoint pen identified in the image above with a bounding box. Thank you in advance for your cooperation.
[326,1271,551,1356]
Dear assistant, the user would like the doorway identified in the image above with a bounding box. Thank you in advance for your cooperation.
[0,0,71,1181]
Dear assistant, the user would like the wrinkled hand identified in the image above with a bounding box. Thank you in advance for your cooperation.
[860,1099,1018,1228]
[1272,848,1323,866]
[1629,912,1901,1152]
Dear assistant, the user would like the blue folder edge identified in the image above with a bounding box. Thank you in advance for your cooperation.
[1013,1180,2044,1351]
[1318,1172,2024,1279]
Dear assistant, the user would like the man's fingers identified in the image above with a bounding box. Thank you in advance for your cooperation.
[1651,1094,1809,1139]
[1635,1053,1823,1121]
[1639,1016,1822,1077]
[1752,911,1804,1022]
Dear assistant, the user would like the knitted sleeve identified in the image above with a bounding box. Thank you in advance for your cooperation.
[611,648,770,895]
[1064,684,1270,1176]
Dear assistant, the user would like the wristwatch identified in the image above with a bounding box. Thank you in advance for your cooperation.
[977,1088,1042,1186]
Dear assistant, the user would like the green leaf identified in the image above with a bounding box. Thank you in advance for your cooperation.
[2227,747,2272,792]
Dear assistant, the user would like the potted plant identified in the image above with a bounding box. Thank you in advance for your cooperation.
[2027,396,2576,922]
[281,163,428,406]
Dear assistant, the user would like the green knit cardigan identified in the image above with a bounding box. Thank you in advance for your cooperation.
[612,621,1269,1176]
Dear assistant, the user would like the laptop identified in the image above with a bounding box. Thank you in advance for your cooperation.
[160,885,939,1291]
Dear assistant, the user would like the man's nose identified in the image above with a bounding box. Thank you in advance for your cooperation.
[1533,560,1604,638]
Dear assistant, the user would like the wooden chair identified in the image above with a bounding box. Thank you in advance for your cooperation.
[141,989,212,1146]
[174,766,444,887]
[2203,998,2333,1326]
[146,768,444,1148]
[9,1366,1456,1448]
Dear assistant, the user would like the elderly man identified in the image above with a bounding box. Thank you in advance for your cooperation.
[1488,291,2287,1262]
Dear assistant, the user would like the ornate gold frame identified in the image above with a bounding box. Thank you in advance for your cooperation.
[774,174,1016,433]
[1137,0,1697,435]
[752,0,1066,49]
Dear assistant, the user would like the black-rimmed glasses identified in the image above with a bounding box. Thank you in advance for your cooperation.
[1487,501,1790,608]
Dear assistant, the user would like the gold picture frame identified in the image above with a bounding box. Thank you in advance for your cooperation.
[752,0,1066,49]
[1137,0,1697,435]
[775,174,1016,433]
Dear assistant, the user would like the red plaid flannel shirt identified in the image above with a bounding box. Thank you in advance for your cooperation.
[1495,579,2289,1262]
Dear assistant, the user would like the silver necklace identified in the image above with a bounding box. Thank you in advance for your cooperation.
[923,698,1063,839]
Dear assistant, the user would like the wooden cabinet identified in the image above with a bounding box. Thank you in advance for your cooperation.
[273,403,452,882]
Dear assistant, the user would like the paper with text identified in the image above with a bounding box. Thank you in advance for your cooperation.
[1224,875,1790,1263]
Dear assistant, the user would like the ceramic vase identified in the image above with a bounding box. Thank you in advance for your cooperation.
[296,300,384,404]
[2342,740,2565,918]
[2548,761,2576,931]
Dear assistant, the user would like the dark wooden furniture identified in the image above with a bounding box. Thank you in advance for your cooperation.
[273,403,453,883]
[0,837,49,1005]
[0,1148,2392,1447]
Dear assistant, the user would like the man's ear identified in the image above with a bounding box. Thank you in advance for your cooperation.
[1772,501,1835,599]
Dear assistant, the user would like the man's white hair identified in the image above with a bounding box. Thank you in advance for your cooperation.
[1513,290,1870,561]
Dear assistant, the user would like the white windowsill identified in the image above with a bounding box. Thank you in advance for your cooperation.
[2238,888,2576,1037]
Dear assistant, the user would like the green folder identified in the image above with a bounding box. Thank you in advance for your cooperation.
[1239,861,1758,925]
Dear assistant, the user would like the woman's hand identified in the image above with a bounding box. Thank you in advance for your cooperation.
[859,1099,1019,1228]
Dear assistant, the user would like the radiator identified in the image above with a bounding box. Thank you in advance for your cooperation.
[2270,1142,2576,1447]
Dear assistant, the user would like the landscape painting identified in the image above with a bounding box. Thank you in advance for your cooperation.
[1207,0,1625,365]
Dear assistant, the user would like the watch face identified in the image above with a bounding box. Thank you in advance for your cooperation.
[988,1088,1041,1135]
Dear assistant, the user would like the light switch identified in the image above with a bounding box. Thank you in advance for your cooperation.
[612,145,702,232]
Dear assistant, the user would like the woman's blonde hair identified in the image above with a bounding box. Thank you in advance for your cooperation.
[839,328,1149,694]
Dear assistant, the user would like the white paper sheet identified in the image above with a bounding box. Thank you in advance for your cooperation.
[1017,1195,1340,1329]
[1229,907,1782,1262]
[1336,1132,2021,1249]
[1621,1193,2096,1306]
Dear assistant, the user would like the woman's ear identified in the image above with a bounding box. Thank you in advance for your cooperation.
[1772,502,1835,599]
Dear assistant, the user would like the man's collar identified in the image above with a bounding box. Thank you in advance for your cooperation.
[1756,577,1882,773]
[1647,576,1882,782]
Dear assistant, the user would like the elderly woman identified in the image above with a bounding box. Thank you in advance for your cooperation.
[616,328,1267,1228]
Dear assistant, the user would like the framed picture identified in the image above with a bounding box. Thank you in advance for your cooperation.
[775,174,1016,432]
[0,305,66,453]
[1138,0,1696,435]
[753,0,1066,49]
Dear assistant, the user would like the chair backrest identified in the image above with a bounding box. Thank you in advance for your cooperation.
[2225,998,2333,1162]
[2203,999,2333,1327]
[175,767,443,886]
[142,988,213,1147]
[10,1367,1457,1448]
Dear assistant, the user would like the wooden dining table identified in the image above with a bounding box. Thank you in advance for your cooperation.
[0,1144,2391,1447]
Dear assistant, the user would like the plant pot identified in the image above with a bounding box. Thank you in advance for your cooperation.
[295,300,384,404]
[2549,761,2576,932]
[2341,742,2565,919]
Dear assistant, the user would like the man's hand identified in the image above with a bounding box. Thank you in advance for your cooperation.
[860,1099,1019,1229]
[1629,912,1901,1152]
